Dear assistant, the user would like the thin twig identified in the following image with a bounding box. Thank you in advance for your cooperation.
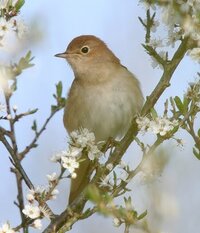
[124,224,130,233]
[4,91,27,233]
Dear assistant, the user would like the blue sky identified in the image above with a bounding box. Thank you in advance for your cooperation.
[0,1,200,232]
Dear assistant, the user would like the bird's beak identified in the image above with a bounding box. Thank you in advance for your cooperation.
[55,52,67,58]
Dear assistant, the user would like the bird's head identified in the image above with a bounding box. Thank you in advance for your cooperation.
[55,35,120,76]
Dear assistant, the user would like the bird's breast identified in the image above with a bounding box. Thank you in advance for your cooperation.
[64,73,142,142]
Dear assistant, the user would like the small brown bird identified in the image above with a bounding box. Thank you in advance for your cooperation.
[55,35,143,204]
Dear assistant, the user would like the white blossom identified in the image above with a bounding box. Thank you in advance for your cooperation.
[185,78,200,107]
[68,146,83,157]
[0,65,14,90]
[15,19,28,39]
[119,170,129,183]
[47,172,57,182]
[6,114,12,120]
[137,116,178,136]
[22,204,40,219]
[88,144,102,160]
[147,38,163,48]
[12,105,18,111]
[26,192,35,203]
[136,116,150,133]
[30,186,45,195]
[140,0,200,49]
[0,0,8,9]
[139,0,156,10]
[0,18,13,37]
[149,117,178,136]
[188,48,200,62]
[183,16,196,36]
[70,128,96,147]
[113,218,121,227]
[50,152,62,162]
[61,156,79,174]
[71,172,77,179]
[151,20,160,33]
[0,0,18,9]
[49,189,59,200]
[99,175,112,189]
[0,223,15,233]
[32,219,42,230]
[151,51,166,69]
[54,129,102,178]
[51,147,82,163]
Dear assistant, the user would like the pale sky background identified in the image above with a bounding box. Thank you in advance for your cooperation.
[0,1,200,233]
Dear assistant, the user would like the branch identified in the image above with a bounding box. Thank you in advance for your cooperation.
[12,108,38,123]
[4,90,31,233]
[141,37,190,115]
[142,44,166,67]
[0,132,34,189]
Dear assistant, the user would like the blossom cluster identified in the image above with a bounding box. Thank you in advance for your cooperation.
[185,78,200,109]
[136,116,179,136]
[163,0,200,62]
[51,128,102,178]
[140,0,200,63]
[21,173,59,230]
[99,160,129,190]
[0,0,28,48]
[0,65,13,91]
[0,223,15,233]
[0,101,18,119]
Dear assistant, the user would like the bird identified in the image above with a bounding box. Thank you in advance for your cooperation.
[55,35,143,205]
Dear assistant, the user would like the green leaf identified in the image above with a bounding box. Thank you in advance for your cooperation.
[31,120,37,132]
[193,147,200,160]
[14,0,25,11]
[174,96,184,114]
[197,128,200,138]
[113,171,117,186]
[51,105,57,112]
[150,107,158,119]
[18,58,33,70]
[170,97,175,109]
[59,97,66,107]
[56,81,63,98]
[182,97,189,113]
[29,108,38,115]
[10,80,17,92]
[32,143,38,148]
[18,51,34,71]
[137,210,147,220]
[82,208,92,218]
[86,184,101,202]
[6,0,12,8]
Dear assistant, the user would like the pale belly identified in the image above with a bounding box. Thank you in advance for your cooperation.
[64,82,139,142]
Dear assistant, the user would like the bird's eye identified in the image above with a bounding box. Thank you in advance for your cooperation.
[81,46,89,54]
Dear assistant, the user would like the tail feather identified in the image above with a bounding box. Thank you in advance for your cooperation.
[68,157,91,205]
